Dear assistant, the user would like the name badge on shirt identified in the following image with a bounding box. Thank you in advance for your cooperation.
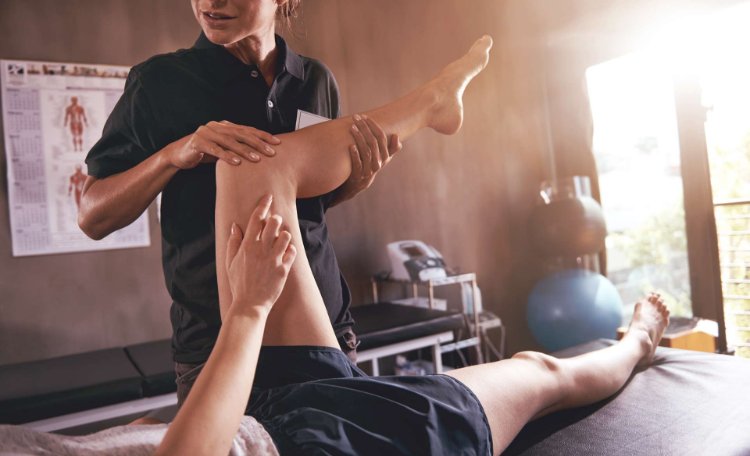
[295,109,329,130]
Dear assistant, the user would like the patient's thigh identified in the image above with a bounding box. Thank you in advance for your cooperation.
[215,160,339,348]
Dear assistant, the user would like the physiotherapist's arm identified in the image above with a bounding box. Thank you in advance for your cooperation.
[79,121,281,240]
[78,135,184,240]
[329,115,401,207]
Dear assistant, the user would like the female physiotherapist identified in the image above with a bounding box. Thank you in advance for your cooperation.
[78,0,399,406]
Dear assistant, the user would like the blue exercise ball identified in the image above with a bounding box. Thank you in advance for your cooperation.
[527,269,623,351]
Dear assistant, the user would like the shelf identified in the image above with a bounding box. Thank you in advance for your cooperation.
[371,272,486,364]
[440,337,480,354]
[371,273,476,286]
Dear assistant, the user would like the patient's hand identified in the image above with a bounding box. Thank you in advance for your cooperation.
[225,194,296,315]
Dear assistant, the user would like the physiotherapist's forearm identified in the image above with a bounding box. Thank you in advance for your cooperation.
[77,136,187,239]
[156,305,268,456]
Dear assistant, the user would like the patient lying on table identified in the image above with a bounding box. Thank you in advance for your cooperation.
[0,36,670,456]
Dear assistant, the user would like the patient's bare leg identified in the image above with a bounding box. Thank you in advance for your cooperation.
[268,35,493,199]
[447,294,670,454]
[215,36,492,346]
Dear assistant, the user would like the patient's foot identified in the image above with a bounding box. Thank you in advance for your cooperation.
[426,35,493,134]
[624,293,670,367]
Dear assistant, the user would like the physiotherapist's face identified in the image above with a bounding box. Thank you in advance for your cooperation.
[191,0,280,45]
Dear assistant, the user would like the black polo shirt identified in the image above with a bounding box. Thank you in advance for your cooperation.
[86,34,353,364]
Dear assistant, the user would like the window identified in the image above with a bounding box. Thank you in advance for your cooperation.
[585,2,750,356]
[586,53,691,318]
[701,4,750,357]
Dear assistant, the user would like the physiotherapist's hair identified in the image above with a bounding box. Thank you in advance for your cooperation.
[276,0,301,35]
[278,0,301,18]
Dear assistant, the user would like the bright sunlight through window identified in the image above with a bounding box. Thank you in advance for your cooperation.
[586,2,750,356]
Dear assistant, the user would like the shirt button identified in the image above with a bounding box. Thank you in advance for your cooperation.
[267,100,274,108]
[250,70,259,78]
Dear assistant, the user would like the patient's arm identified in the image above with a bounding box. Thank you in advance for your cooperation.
[155,198,295,456]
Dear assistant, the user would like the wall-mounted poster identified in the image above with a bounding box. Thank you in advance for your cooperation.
[1,60,150,257]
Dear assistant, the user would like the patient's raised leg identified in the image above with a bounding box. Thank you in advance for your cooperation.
[268,35,493,199]
[446,294,670,454]
[215,36,492,346]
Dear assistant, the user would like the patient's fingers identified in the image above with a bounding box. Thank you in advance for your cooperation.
[225,223,243,271]
[246,194,273,241]
[261,214,283,246]
[273,230,293,260]
[281,243,297,268]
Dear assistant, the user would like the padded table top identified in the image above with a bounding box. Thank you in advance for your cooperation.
[0,348,142,424]
[505,339,750,455]
[351,302,466,351]
[125,339,176,397]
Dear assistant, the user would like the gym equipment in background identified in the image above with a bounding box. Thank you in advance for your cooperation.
[526,176,623,351]
[527,269,623,351]
[528,194,607,257]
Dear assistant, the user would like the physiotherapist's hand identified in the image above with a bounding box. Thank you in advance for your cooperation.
[225,194,296,315]
[331,114,402,205]
[169,120,281,170]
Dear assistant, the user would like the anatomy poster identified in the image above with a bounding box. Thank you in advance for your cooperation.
[1,60,150,256]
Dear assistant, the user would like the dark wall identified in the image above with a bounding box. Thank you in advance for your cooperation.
[0,0,578,365]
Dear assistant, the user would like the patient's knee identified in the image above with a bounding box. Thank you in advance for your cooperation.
[512,351,563,377]
[511,351,572,399]
[510,351,576,417]
[216,156,296,198]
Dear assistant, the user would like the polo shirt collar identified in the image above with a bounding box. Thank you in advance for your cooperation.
[279,36,305,80]
[192,33,305,82]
